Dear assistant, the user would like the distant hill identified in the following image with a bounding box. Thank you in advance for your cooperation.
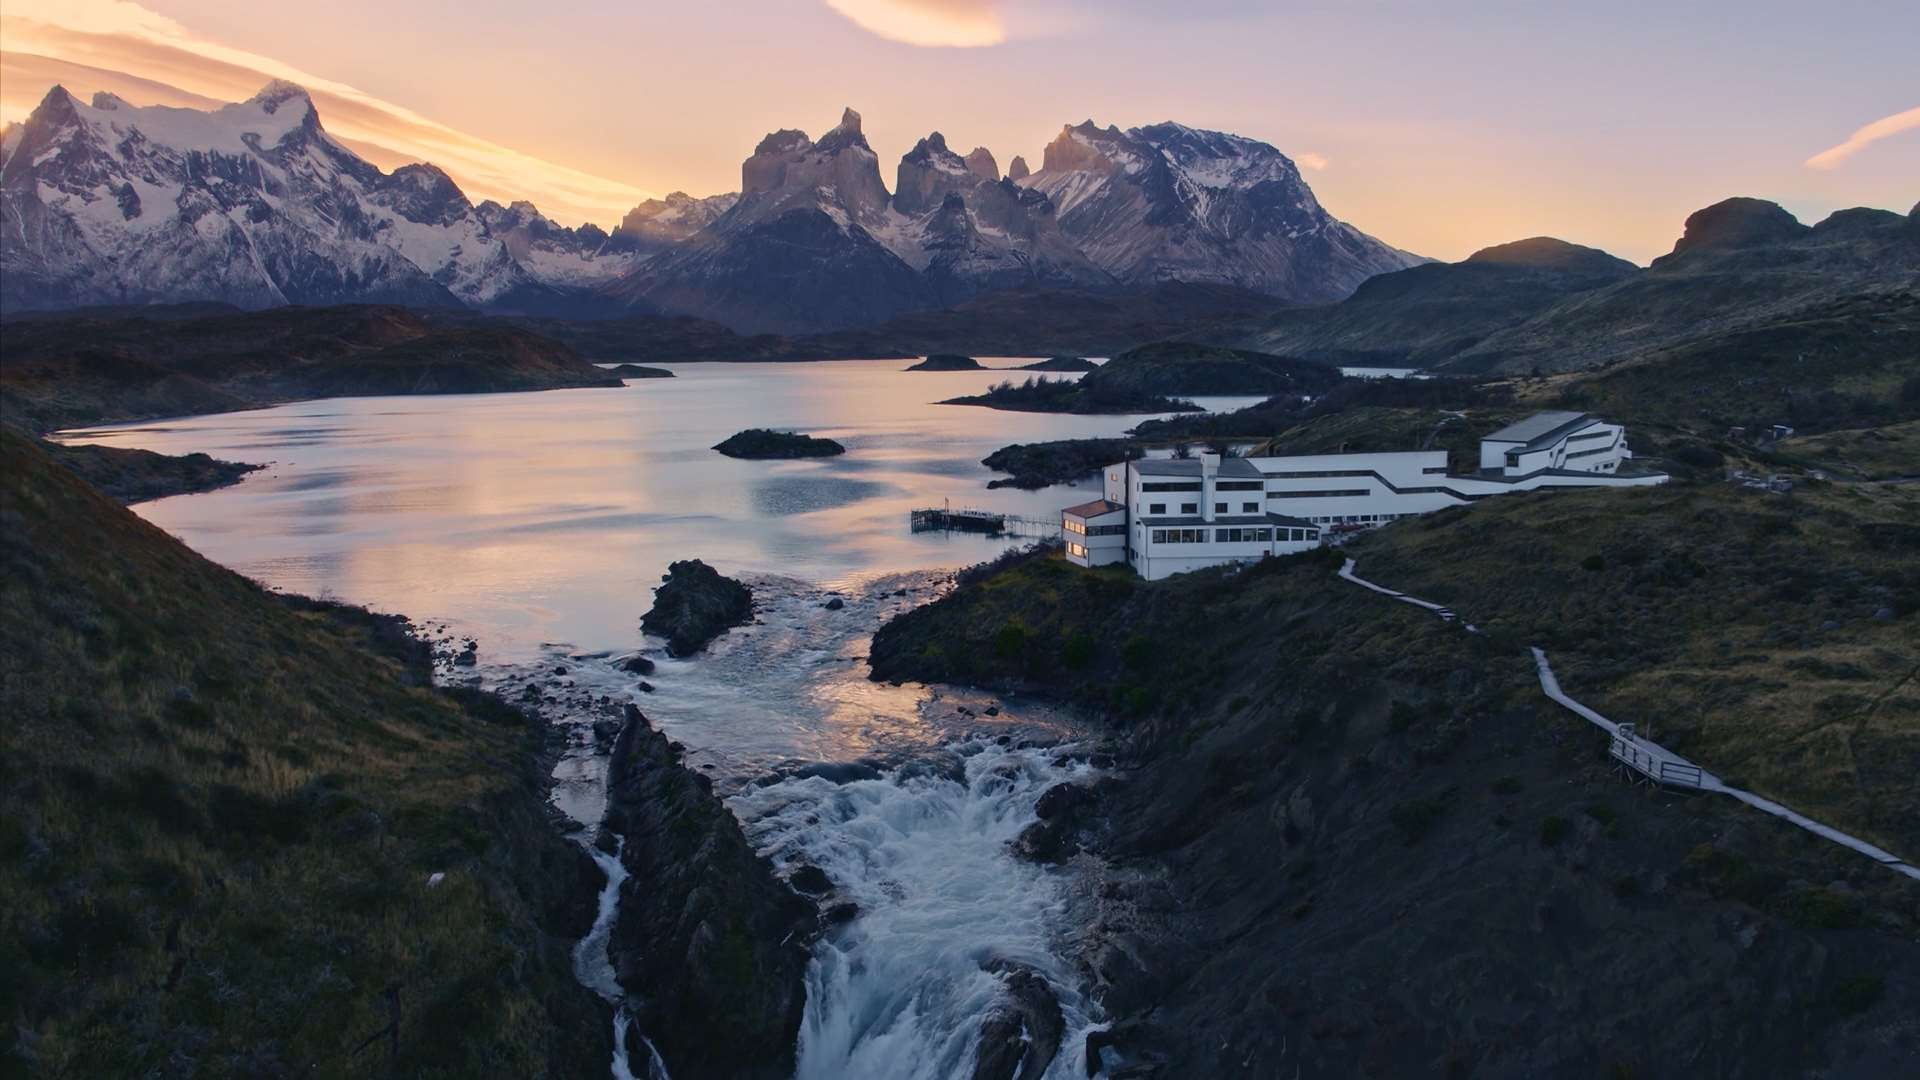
[1200,200,1919,376]
[0,305,619,432]
[1208,236,1639,367]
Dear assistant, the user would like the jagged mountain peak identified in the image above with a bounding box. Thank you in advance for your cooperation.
[814,106,872,155]
[89,91,133,111]
[1006,155,1030,182]
[964,146,998,181]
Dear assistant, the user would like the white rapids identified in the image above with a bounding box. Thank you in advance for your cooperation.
[734,740,1103,1079]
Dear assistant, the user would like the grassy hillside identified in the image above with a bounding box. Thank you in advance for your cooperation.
[0,431,607,1077]
[1352,481,1920,856]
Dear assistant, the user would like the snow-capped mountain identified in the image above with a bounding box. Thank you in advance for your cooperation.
[1019,121,1423,301]
[0,82,637,314]
[2,83,1423,331]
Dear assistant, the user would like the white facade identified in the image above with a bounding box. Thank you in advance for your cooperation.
[1477,411,1631,476]
[1063,411,1665,581]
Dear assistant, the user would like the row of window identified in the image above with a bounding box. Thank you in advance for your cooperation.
[1147,527,1320,545]
[1140,481,1201,492]
[1065,518,1125,536]
[1066,541,1089,558]
[1146,502,1264,515]
[1216,480,1263,491]
[1565,443,1619,460]
[1268,488,1371,499]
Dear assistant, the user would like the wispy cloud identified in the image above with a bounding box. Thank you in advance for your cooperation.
[1296,151,1328,171]
[822,0,1008,47]
[1805,104,1920,170]
[0,0,652,226]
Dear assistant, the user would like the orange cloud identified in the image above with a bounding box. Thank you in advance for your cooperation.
[1805,104,1920,170]
[0,0,652,226]
[823,0,1008,47]
[1296,151,1328,171]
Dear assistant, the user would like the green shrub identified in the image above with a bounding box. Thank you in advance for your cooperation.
[992,621,1028,662]
[1390,794,1450,844]
[1830,974,1884,1015]
[1061,632,1095,671]
[1539,815,1571,846]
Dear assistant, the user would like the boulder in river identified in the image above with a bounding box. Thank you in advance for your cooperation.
[641,559,754,657]
[603,705,815,1080]
[972,960,1065,1080]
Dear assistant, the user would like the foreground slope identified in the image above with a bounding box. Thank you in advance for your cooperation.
[0,431,608,1076]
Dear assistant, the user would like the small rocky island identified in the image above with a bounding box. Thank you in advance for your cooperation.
[607,363,674,379]
[905,354,983,371]
[1017,356,1099,372]
[641,559,754,656]
[712,429,846,459]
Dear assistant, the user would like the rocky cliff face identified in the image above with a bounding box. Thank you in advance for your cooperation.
[1018,120,1423,302]
[0,83,638,314]
[600,706,814,1080]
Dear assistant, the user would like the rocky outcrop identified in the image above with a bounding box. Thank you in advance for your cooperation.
[1654,196,1809,265]
[601,706,815,1080]
[711,428,846,458]
[615,191,740,254]
[905,353,983,371]
[1016,356,1098,372]
[970,960,1065,1080]
[1006,156,1031,182]
[965,146,1000,181]
[607,363,673,379]
[640,560,753,656]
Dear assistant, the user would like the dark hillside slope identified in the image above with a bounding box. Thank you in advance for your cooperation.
[0,305,621,432]
[1447,200,1920,374]
[1212,236,1640,366]
[870,486,1920,1075]
[0,431,608,1076]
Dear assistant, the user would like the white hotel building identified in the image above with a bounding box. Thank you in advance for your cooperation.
[1063,411,1665,581]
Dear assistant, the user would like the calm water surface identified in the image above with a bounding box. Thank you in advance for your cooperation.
[60,358,1255,665]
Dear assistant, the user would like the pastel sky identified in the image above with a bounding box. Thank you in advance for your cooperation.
[3,0,1915,263]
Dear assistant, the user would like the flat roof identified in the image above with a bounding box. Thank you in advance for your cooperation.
[1482,411,1592,447]
[1062,498,1125,519]
[1132,457,1265,479]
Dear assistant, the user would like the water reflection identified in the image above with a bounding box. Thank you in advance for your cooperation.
[54,358,1218,663]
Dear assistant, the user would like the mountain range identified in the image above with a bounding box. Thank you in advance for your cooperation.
[0,83,1420,332]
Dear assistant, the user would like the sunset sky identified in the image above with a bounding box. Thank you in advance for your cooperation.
[3,0,1914,263]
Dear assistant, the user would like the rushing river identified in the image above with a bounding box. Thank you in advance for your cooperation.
[56,358,1231,1078]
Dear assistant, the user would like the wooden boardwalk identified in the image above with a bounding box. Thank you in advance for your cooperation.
[1338,559,1920,883]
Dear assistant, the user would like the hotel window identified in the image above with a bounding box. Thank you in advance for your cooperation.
[1258,529,1273,541]
[1214,502,1228,513]
[1149,503,1166,514]
[1066,541,1088,558]
[1242,502,1259,513]
[1142,482,1202,492]
[1216,480,1263,491]
[1181,503,1198,514]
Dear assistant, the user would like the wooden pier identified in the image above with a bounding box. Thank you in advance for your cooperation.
[909,506,1062,538]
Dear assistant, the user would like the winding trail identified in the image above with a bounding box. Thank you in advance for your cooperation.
[1338,557,1920,883]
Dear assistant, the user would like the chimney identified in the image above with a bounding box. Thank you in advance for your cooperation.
[1200,453,1221,522]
